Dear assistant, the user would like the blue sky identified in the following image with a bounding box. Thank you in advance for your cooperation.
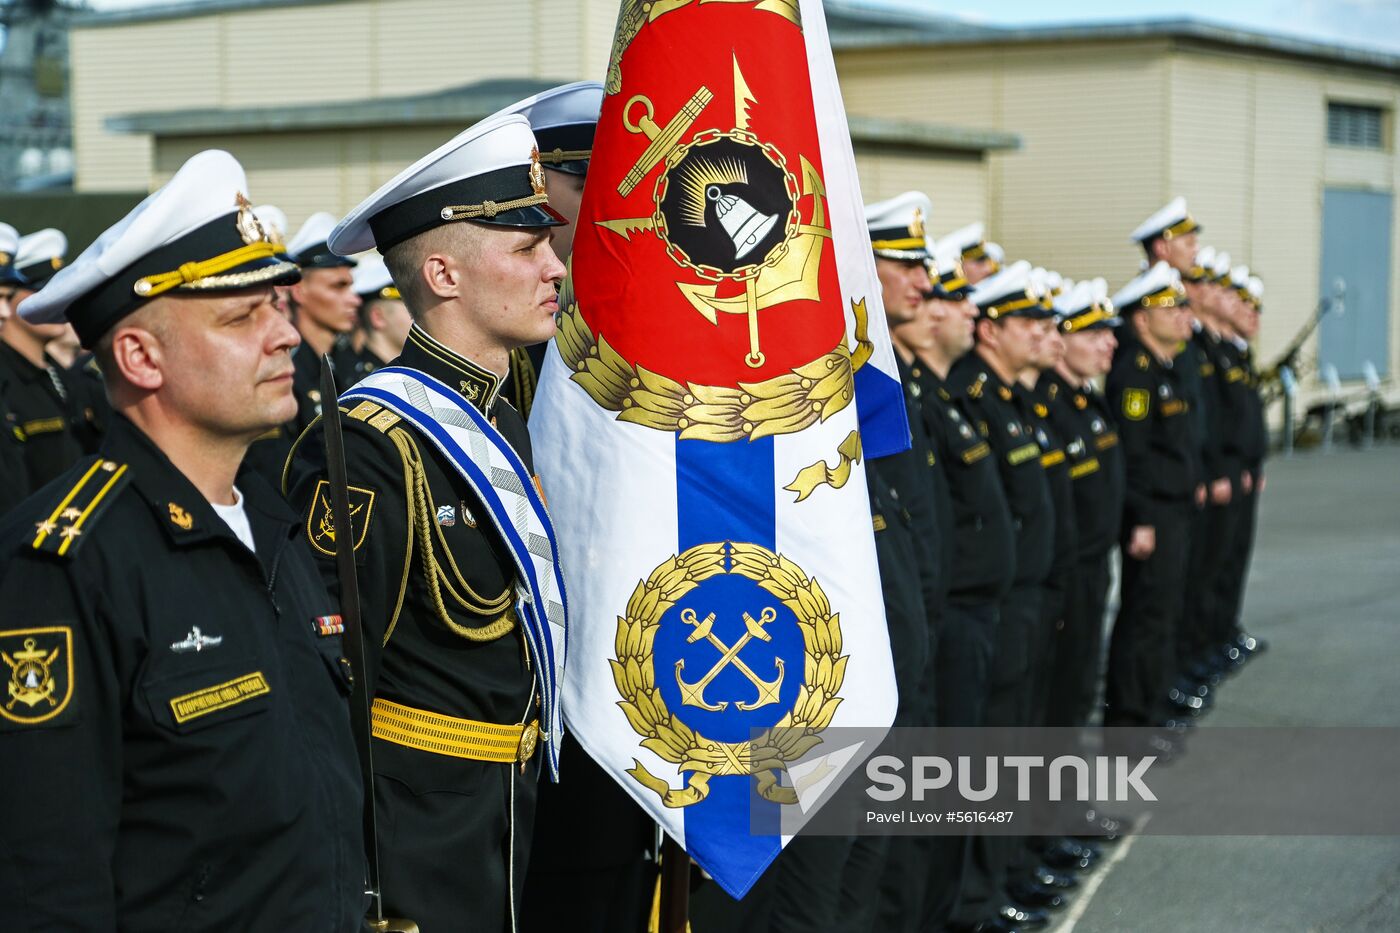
[859,0,1400,53]
[79,0,1400,55]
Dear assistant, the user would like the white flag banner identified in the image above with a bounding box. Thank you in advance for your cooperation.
[530,0,906,898]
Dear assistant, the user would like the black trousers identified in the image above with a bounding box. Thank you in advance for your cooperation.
[1027,577,1071,728]
[882,601,999,932]
[765,835,857,933]
[986,584,1042,728]
[520,737,654,933]
[1181,503,1226,668]
[1214,484,1260,644]
[377,754,539,933]
[1105,502,1191,726]
[1055,552,1113,728]
[951,587,1041,928]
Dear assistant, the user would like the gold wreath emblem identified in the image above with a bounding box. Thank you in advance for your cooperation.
[611,542,846,808]
[554,294,874,443]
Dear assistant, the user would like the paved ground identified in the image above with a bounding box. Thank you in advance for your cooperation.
[1050,445,1400,933]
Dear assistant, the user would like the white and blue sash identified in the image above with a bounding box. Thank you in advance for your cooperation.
[342,366,568,779]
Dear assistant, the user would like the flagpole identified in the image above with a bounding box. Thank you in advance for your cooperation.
[659,837,690,933]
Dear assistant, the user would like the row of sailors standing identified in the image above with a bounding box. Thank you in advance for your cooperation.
[0,226,106,515]
[0,213,418,515]
[753,191,1271,933]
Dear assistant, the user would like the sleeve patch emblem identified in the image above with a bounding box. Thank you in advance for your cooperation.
[1122,388,1150,421]
[1,626,74,726]
[307,480,377,557]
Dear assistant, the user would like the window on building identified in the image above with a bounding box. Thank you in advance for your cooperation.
[1327,102,1386,150]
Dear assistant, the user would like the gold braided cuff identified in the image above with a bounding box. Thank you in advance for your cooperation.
[440,193,549,221]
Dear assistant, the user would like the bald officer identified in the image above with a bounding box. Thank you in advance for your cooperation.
[0,150,364,930]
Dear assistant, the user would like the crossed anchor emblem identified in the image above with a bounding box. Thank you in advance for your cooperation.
[674,607,785,712]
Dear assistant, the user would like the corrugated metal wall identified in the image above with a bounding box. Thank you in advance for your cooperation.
[63,5,1400,385]
[71,0,618,194]
[853,150,988,232]
[835,38,1400,384]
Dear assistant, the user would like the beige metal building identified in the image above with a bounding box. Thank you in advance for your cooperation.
[67,0,1017,229]
[833,13,1400,391]
[66,0,1400,391]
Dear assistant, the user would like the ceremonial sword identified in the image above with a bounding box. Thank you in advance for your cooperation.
[320,355,419,933]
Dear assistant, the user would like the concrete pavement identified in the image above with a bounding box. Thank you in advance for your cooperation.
[1049,446,1400,932]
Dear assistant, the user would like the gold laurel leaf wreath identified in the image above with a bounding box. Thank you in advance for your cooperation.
[556,298,856,443]
[612,542,847,808]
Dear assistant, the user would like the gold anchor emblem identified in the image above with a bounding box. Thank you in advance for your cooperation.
[4,637,59,710]
[674,606,784,712]
[597,58,831,369]
[316,493,365,543]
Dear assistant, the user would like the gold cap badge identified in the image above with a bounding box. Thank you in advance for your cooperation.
[529,147,547,198]
[234,192,269,246]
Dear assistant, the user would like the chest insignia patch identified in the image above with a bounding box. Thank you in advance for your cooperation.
[1123,388,1150,421]
[171,626,223,654]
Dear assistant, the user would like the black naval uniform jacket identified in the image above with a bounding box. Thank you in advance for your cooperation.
[1107,341,1199,529]
[894,353,951,612]
[1175,331,1211,485]
[1039,370,1124,560]
[288,324,537,740]
[0,414,365,932]
[287,325,539,929]
[866,460,929,715]
[0,382,32,517]
[1222,340,1268,473]
[910,365,1016,606]
[0,342,95,488]
[1189,327,1232,485]
[950,353,1054,589]
[1021,380,1078,620]
[505,341,548,422]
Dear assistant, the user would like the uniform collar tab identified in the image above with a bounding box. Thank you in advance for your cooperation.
[400,324,504,413]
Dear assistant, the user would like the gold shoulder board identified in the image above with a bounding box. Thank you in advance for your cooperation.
[346,401,402,433]
[30,458,131,558]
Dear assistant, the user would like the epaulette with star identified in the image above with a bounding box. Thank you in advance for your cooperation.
[29,457,131,558]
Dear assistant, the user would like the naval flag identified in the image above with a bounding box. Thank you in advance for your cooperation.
[530,0,907,898]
